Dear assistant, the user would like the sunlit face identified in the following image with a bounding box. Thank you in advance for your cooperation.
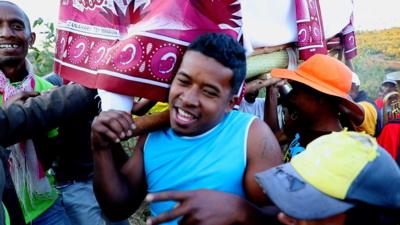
[0,3,35,66]
[168,50,237,136]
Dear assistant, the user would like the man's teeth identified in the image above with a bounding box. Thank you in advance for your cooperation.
[0,44,19,49]
[178,108,194,120]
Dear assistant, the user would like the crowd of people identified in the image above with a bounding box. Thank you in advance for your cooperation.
[0,1,399,225]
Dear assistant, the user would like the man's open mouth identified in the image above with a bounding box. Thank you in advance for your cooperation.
[176,108,196,123]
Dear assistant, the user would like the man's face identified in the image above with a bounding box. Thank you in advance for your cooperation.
[282,83,320,135]
[0,3,35,66]
[168,50,236,136]
[381,83,398,97]
[244,89,258,103]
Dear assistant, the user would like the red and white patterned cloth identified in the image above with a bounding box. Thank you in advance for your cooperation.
[55,0,242,102]
[0,59,35,102]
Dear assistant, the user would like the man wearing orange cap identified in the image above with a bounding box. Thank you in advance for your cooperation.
[269,54,364,154]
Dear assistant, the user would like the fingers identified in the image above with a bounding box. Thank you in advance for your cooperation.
[275,79,287,87]
[145,191,190,203]
[3,91,40,107]
[92,110,135,143]
[145,203,188,225]
[144,191,193,225]
[260,77,281,87]
[20,91,40,98]
[246,78,283,93]
[106,111,134,139]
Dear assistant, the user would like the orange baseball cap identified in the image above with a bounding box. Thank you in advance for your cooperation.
[271,54,363,117]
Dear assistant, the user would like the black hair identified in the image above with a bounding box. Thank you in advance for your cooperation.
[187,33,246,95]
[0,1,32,33]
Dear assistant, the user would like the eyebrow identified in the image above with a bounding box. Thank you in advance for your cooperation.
[9,18,25,25]
[176,71,221,94]
[176,71,192,81]
[1,18,26,27]
[203,83,221,94]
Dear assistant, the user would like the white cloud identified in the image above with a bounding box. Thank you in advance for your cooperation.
[353,0,400,30]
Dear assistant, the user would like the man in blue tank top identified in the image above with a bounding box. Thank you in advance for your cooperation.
[91,33,283,225]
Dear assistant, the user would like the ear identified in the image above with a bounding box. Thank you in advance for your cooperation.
[29,32,36,47]
[225,95,238,113]
[278,212,298,225]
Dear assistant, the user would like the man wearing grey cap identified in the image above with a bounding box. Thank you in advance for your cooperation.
[376,79,398,109]
[256,131,400,225]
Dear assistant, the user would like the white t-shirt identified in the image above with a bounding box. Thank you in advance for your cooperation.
[239,98,284,128]
[239,98,266,120]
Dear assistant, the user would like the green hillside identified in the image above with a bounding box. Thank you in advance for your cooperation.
[354,28,400,98]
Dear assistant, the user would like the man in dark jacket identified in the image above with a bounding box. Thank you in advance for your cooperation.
[44,73,129,225]
[0,84,98,225]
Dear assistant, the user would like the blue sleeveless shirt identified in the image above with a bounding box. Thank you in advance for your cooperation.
[144,110,255,224]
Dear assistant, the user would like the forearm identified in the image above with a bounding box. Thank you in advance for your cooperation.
[132,110,170,136]
[92,145,142,220]
[264,87,280,133]
[131,99,157,116]
[0,84,97,146]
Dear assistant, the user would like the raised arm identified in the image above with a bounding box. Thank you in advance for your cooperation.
[91,110,148,221]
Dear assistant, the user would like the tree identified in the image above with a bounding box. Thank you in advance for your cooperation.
[27,18,56,76]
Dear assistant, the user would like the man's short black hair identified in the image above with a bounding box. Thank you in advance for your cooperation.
[187,33,246,95]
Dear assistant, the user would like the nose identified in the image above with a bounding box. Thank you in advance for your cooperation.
[0,24,14,38]
[180,86,200,107]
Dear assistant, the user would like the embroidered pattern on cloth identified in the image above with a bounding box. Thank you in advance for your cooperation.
[0,60,35,102]
[54,0,242,102]
[340,2,357,61]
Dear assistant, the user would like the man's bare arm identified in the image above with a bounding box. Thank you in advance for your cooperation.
[91,110,147,221]
[244,118,283,206]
